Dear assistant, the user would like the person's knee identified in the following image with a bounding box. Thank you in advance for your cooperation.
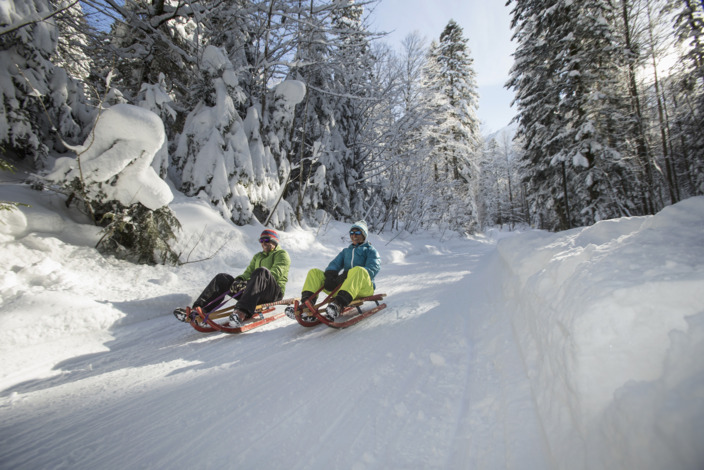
[305,268,325,284]
[252,267,271,278]
[348,266,370,280]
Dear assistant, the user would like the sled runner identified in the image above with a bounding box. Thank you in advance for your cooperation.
[186,296,298,334]
[291,286,387,329]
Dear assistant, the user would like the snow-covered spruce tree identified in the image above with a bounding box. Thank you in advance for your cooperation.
[614,0,667,213]
[284,3,342,224]
[244,0,312,226]
[46,104,179,264]
[172,45,254,223]
[507,0,640,230]
[52,0,92,82]
[418,20,481,233]
[665,0,704,196]
[413,39,457,232]
[99,0,199,106]
[203,0,299,118]
[0,0,92,168]
[160,0,309,228]
[172,45,304,226]
[324,0,379,221]
[90,1,187,139]
[285,0,382,226]
[261,80,307,226]
[81,6,181,176]
[285,4,340,221]
[177,0,306,228]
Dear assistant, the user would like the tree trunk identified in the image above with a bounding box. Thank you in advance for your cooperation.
[561,161,571,230]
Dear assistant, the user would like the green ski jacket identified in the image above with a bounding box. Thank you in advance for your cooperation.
[240,245,291,295]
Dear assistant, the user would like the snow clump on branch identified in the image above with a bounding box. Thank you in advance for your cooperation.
[47,104,173,210]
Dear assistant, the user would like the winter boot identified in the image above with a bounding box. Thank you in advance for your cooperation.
[300,291,317,308]
[287,292,317,320]
[228,308,248,327]
[324,290,352,321]
[173,307,189,322]
[284,305,296,319]
[323,302,341,321]
[287,291,317,320]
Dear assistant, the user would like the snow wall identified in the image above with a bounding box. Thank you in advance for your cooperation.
[494,196,704,470]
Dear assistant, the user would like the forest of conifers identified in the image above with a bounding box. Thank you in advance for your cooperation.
[1,0,702,262]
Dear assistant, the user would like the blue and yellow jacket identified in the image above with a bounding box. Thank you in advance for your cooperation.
[326,241,380,287]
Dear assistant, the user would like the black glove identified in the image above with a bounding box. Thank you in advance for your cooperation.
[230,277,247,295]
[323,270,338,291]
[323,270,347,291]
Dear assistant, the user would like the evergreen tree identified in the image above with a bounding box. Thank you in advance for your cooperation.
[171,45,259,224]
[53,0,93,81]
[102,0,200,105]
[282,2,331,224]
[0,0,92,168]
[420,20,481,232]
[137,73,176,179]
[507,0,639,230]
[285,0,379,224]
[46,103,179,264]
[326,0,376,220]
[665,0,704,196]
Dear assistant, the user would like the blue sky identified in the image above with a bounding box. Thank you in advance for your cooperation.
[368,0,516,133]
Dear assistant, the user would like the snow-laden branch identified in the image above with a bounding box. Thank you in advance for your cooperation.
[0,0,80,36]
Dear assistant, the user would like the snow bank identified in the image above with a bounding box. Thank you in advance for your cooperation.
[0,188,109,326]
[496,196,704,470]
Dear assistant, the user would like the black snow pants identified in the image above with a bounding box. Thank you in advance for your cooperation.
[192,268,282,318]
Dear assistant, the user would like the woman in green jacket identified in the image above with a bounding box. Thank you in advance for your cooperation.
[173,229,290,326]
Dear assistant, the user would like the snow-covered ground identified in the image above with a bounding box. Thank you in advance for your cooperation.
[1,175,702,470]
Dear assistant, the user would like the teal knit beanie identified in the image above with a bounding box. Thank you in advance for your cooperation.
[351,220,368,240]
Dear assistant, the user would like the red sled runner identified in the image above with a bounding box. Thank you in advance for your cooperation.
[187,297,298,334]
[291,286,387,329]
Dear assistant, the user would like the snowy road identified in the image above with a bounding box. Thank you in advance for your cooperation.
[0,236,551,469]
[3,190,704,469]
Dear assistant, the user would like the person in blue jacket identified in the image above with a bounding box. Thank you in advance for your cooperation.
[288,220,381,321]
